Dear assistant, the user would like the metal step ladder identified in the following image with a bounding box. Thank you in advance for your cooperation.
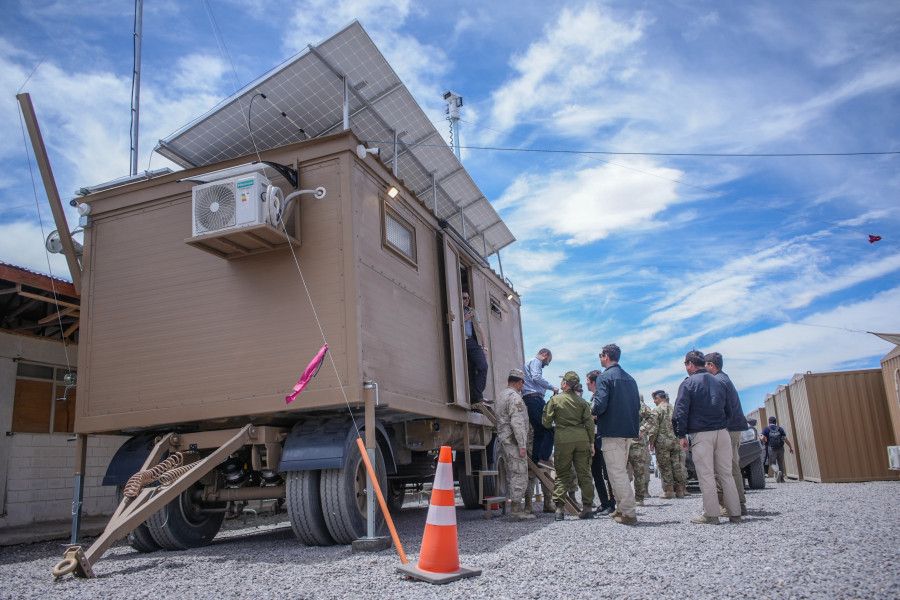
[462,416,506,518]
[474,402,580,516]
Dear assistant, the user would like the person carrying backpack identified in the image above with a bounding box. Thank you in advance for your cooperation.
[761,416,794,481]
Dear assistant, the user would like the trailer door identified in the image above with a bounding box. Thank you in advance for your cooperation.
[442,238,469,408]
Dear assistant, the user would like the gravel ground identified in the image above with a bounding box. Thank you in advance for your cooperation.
[1,477,898,600]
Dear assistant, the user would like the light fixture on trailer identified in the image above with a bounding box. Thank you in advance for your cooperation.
[387,186,399,198]
[356,144,380,160]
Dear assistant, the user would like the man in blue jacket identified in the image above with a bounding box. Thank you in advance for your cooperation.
[673,350,741,524]
[591,344,640,525]
[705,352,748,516]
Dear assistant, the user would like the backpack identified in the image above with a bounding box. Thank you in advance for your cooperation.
[767,426,784,449]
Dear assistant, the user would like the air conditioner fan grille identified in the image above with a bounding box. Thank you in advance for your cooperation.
[194,184,236,232]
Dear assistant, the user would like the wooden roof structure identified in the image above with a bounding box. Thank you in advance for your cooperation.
[0,263,80,341]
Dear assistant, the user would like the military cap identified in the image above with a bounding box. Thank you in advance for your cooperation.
[559,371,580,386]
[508,368,525,380]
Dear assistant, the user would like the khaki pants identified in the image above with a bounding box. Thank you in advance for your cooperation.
[602,438,635,518]
[729,430,746,508]
[691,430,739,518]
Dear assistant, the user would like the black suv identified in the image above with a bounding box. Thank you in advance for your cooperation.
[683,418,766,489]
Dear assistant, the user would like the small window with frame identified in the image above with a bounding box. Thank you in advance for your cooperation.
[490,296,502,319]
[382,200,417,266]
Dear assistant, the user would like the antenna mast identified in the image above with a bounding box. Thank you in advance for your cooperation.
[130,0,143,176]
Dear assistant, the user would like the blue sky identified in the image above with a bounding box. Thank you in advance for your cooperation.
[2,1,899,412]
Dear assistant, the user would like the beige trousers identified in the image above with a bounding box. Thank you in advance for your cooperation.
[601,438,635,518]
[691,429,740,518]
[729,430,747,508]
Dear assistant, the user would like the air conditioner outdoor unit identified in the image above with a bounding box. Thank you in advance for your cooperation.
[192,172,272,236]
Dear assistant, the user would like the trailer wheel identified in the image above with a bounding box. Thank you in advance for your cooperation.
[456,450,497,510]
[146,483,225,550]
[115,486,160,553]
[747,458,766,490]
[320,443,386,545]
[286,470,334,546]
[386,481,405,513]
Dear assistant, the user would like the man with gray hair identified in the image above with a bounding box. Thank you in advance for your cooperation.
[705,352,748,516]
[494,368,535,521]
[674,350,741,524]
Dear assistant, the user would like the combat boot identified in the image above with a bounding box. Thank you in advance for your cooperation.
[635,498,644,506]
[659,485,675,499]
[524,496,533,513]
[578,507,594,520]
[555,505,565,521]
[675,484,690,498]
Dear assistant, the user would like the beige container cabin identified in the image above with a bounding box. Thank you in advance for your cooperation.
[76,129,521,436]
[787,369,896,483]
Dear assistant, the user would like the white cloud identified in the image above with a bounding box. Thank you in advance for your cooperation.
[0,220,74,280]
[487,5,647,136]
[496,159,682,244]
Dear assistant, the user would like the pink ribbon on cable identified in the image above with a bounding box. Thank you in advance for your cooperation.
[286,344,329,404]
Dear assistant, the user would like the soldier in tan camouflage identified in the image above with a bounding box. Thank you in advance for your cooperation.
[627,400,655,505]
[648,390,688,498]
[494,368,536,521]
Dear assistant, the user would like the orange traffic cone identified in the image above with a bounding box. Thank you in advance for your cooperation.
[397,446,481,584]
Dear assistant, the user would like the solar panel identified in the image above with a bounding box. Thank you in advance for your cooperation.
[154,21,514,255]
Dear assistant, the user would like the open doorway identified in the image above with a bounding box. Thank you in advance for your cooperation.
[460,264,488,403]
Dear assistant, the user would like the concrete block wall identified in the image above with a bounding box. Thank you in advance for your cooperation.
[1,433,126,529]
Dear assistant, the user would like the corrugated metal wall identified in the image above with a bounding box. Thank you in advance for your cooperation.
[774,383,804,480]
[881,346,900,447]
[788,369,896,483]
[747,407,767,437]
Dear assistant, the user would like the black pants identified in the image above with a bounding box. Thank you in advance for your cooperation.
[523,394,554,462]
[465,337,488,401]
[591,436,615,509]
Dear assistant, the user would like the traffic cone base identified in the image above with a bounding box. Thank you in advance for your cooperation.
[397,446,481,584]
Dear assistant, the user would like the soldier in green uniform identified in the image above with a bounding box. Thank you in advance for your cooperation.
[627,400,655,505]
[542,371,595,520]
[647,390,687,498]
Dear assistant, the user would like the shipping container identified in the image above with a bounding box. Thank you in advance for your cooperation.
[787,369,896,483]
[773,384,804,480]
[747,406,767,437]
[880,345,900,448]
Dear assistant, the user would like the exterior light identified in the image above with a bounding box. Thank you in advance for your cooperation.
[387,186,399,198]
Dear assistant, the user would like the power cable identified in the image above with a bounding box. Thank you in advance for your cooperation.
[16,0,87,94]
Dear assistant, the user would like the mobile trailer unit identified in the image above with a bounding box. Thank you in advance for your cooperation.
[52,22,523,576]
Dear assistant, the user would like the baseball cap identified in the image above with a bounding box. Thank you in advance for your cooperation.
[559,371,580,386]
[768,416,777,423]
[508,368,525,380]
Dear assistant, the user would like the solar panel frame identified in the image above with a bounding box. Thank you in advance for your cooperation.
[155,20,513,255]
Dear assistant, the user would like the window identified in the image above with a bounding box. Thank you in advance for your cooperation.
[490,296,502,319]
[11,363,76,433]
[382,201,417,266]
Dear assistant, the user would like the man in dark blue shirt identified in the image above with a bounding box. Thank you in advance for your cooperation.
[705,352,748,516]
[673,350,741,524]
[761,416,794,479]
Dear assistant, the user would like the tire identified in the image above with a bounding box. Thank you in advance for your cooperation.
[320,443,387,545]
[145,483,225,550]
[456,450,497,510]
[116,486,160,553]
[286,470,334,546]
[386,481,406,513]
[747,458,766,490]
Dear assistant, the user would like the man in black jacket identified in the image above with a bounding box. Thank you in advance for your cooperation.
[673,350,741,525]
[705,352,748,516]
[591,344,640,525]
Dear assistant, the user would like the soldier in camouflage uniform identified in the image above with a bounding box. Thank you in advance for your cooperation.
[494,369,535,521]
[627,400,655,505]
[647,389,687,498]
